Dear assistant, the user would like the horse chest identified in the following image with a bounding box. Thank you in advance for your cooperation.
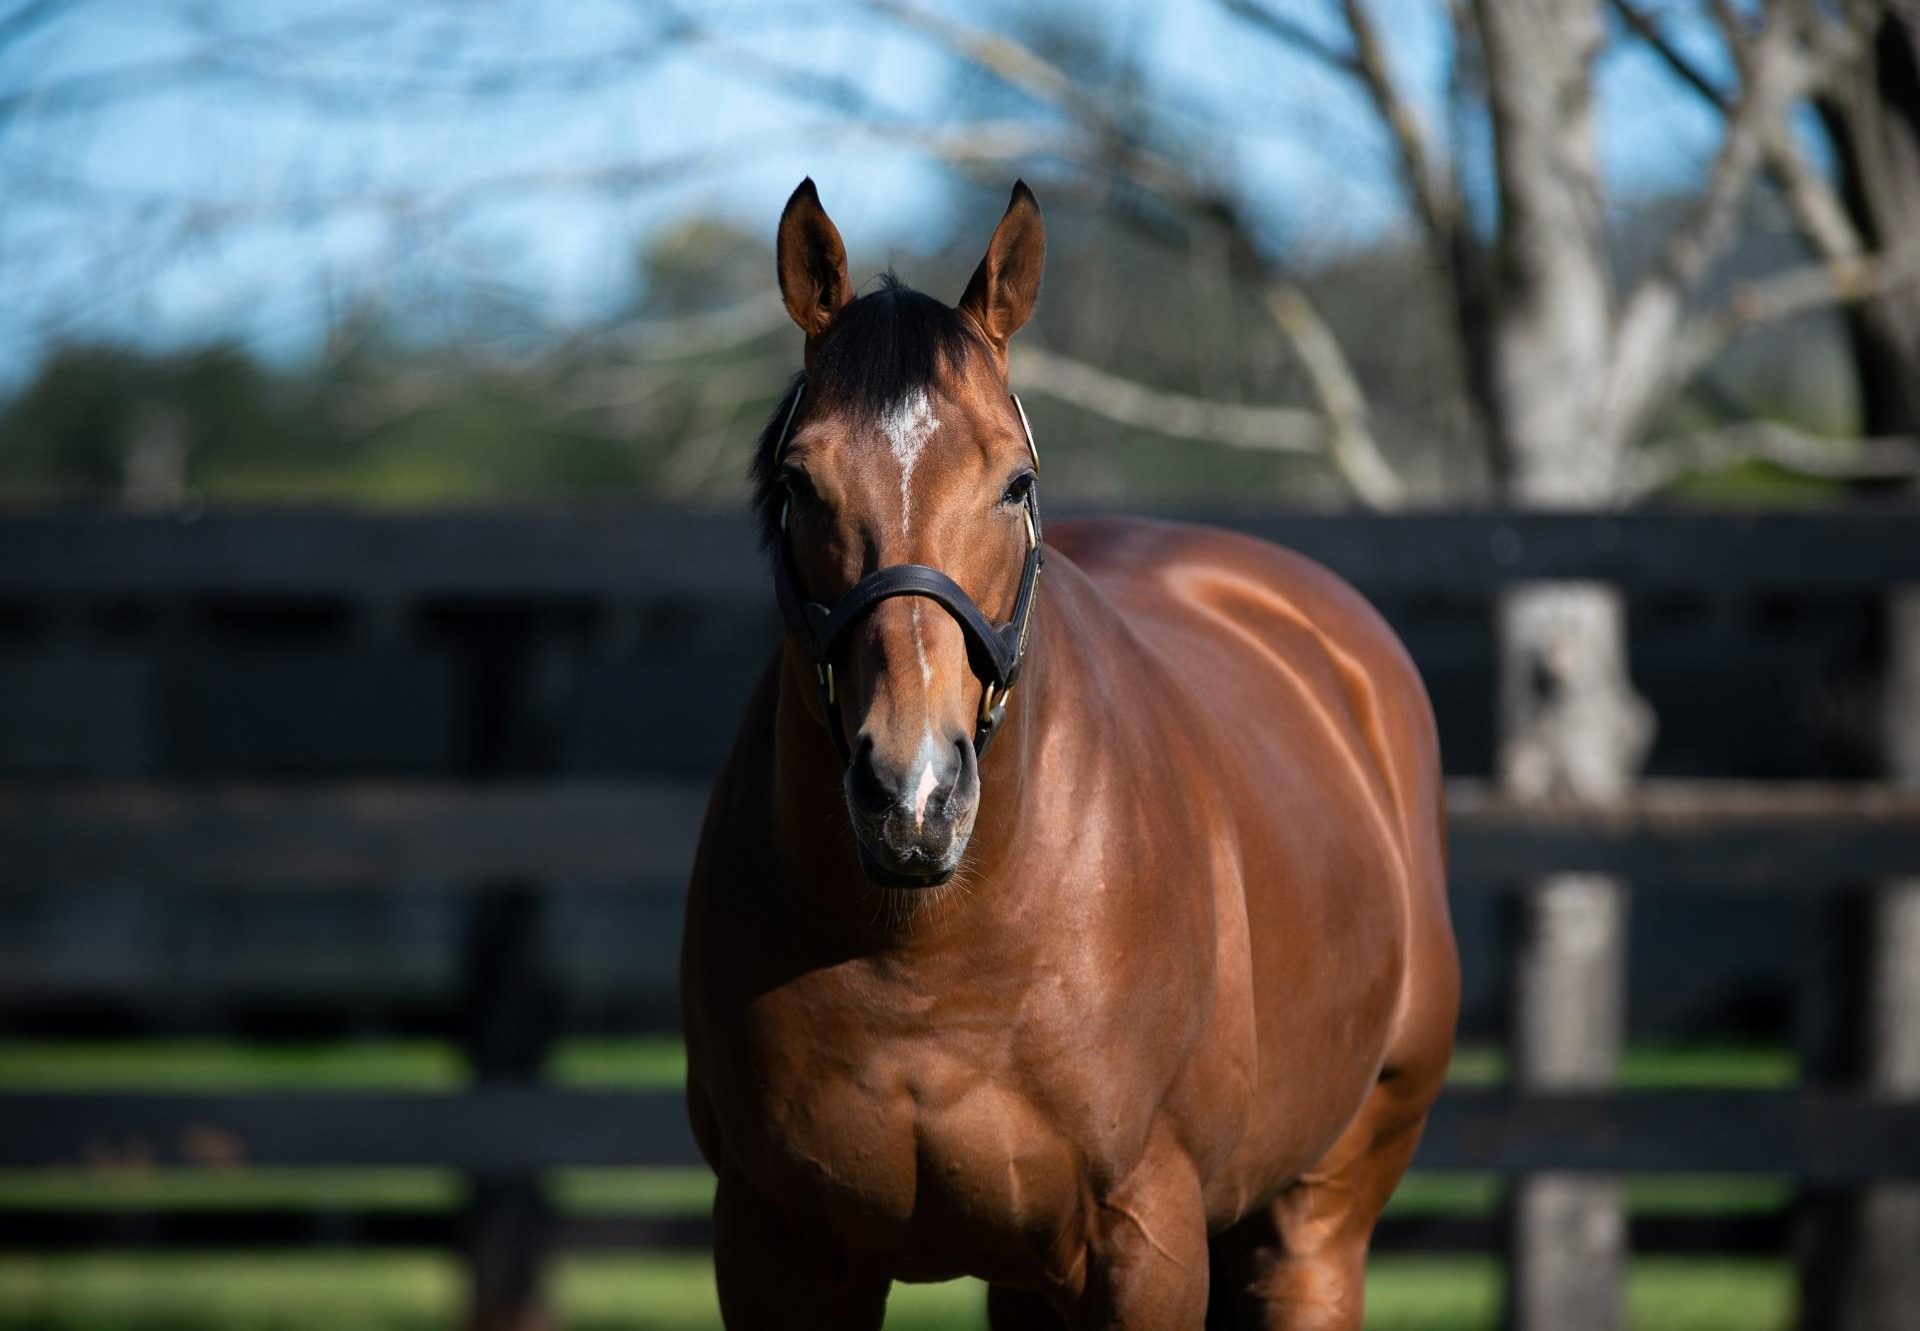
[733,1039,1085,1266]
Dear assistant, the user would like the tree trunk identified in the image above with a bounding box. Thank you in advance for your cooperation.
[1820,4,1920,439]
[1809,588,1920,1331]
[1471,0,1615,500]
[1470,6,1653,1324]
[1804,13,1920,1325]
[1498,583,1652,1331]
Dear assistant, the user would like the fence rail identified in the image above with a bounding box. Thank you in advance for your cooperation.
[6,506,1920,1329]
[6,1086,1919,1179]
[5,505,1919,597]
[6,779,1919,888]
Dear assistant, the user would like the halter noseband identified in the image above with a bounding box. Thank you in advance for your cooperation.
[770,379,1044,764]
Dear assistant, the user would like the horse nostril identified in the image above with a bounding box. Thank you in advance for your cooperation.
[846,738,892,812]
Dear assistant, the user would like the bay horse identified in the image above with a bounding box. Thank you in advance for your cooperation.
[680,179,1459,1330]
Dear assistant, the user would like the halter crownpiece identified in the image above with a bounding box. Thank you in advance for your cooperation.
[770,377,1044,763]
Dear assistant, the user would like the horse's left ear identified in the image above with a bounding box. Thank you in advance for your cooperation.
[958,181,1044,364]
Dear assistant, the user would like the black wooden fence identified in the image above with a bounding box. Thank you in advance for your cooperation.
[3,505,1919,1329]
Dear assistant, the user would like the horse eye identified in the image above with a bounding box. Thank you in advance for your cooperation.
[1001,472,1035,506]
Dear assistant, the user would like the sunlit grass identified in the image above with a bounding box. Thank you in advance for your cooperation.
[0,1253,1794,1330]
[0,1037,1796,1092]
[548,1037,687,1089]
[0,1170,459,1212]
[1443,1043,1798,1089]
[0,1040,465,1091]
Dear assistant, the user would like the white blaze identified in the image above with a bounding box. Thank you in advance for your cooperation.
[881,388,939,536]
[882,389,941,685]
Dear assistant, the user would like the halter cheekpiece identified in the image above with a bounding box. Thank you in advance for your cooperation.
[770,379,1044,764]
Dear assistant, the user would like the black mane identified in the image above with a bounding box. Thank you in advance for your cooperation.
[749,272,986,552]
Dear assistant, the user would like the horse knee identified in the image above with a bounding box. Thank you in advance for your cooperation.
[1243,1242,1368,1331]
[1074,1144,1210,1330]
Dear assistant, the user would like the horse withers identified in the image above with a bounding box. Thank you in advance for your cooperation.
[680,179,1459,1330]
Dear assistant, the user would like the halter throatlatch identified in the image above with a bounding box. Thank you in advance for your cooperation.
[770,378,1044,764]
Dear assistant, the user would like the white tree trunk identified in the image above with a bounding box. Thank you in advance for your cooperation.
[1471,3,1664,1319]
[1499,583,1653,1331]
[1472,0,1614,494]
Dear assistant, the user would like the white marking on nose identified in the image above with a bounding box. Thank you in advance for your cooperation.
[911,755,941,830]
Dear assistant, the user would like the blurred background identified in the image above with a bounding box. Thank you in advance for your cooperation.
[1,1,1918,1328]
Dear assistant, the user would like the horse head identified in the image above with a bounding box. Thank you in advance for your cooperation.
[757,178,1046,887]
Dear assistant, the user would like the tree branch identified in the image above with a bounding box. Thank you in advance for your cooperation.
[1215,1,1363,76]
[1671,237,1920,384]
[1337,0,1464,253]
[0,0,62,55]
[1627,420,1920,496]
[1610,0,1864,261]
[1609,0,1727,104]
[1607,0,1825,436]
[1221,0,1463,260]
[1260,283,1407,508]
[1011,344,1328,455]
[864,0,1226,214]
[1012,340,1405,508]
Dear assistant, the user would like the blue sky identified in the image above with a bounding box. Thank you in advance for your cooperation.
[0,0,1742,384]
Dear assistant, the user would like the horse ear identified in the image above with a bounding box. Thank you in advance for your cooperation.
[958,181,1044,357]
[776,178,852,337]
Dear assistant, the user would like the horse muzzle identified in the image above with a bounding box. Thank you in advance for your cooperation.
[844,732,979,887]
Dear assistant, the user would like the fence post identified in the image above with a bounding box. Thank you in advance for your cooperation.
[1797,586,1920,1329]
[1857,587,1920,1327]
[449,609,585,1331]
[461,880,558,1331]
[1497,582,1651,1331]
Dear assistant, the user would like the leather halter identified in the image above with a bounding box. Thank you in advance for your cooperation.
[770,380,1044,764]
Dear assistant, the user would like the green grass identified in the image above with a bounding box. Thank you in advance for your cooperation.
[1443,1042,1798,1090]
[0,1040,467,1091]
[0,1254,1793,1330]
[0,1039,1805,1327]
[0,1038,1797,1093]
[0,1037,688,1092]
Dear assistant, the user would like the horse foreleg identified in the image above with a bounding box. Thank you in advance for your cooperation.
[710,1168,889,1330]
[1212,1072,1438,1331]
[1067,1126,1211,1330]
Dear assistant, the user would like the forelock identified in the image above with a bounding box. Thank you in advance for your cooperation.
[749,273,988,553]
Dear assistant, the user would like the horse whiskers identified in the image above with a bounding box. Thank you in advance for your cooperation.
[852,862,977,936]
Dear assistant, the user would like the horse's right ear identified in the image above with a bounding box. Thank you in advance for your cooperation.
[776,178,852,338]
